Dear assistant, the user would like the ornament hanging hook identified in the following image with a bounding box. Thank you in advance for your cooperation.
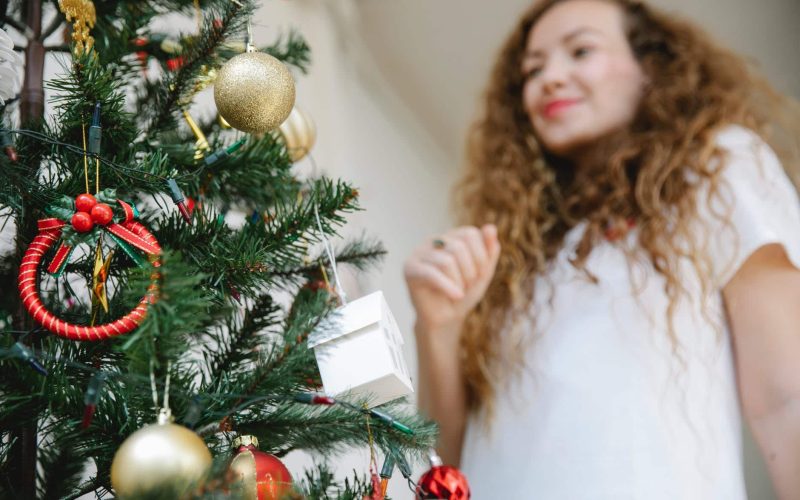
[150,359,158,411]
[150,360,174,423]
[245,20,255,53]
[228,0,255,53]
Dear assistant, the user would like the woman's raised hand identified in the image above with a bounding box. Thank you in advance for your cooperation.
[404,224,501,334]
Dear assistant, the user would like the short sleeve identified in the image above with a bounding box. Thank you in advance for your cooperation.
[696,125,800,288]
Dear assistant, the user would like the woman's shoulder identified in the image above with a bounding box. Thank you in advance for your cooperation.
[696,124,800,287]
[710,124,789,186]
[713,123,763,149]
[712,124,779,169]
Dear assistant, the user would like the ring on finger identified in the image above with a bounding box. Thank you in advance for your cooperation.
[432,238,446,250]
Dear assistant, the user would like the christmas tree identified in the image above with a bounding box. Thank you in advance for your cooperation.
[0,1,438,498]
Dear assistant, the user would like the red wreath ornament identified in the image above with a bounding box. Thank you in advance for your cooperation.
[18,193,161,341]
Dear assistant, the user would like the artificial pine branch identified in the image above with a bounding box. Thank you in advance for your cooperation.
[271,239,388,285]
[298,464,376,499]
[261,30,312,75]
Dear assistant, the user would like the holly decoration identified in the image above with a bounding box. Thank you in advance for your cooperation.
[18,189,161,340]
[91,203,114,225]
[75,192,97,212]
[71,211,94,232]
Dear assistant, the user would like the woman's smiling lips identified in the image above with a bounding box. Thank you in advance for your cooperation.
[542,98,582,118]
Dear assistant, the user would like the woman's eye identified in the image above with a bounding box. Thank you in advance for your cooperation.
[524,67,543,80]
[573,46,593,58]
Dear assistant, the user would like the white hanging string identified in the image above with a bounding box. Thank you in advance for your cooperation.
[150,360,173,412]
[163,361,171,410]
[307,152,346,304]
[313,201,347,305]
[149,360,159,412]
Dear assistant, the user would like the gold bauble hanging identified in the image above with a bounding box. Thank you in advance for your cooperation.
[110,410,212,498]
[278,106,316,162]
[214,52,295,134]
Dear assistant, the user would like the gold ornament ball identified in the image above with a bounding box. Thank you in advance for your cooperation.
[110,419,212,498]
[214,52,296,134]
[278,106,316,162]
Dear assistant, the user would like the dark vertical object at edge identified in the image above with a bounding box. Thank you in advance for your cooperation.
[9,0,44,498]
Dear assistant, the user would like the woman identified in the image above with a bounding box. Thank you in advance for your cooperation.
[403,0,800,498]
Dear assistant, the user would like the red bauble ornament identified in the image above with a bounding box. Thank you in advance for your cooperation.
[415,452,470,500]
[229,436,293,500]
[91,203,114,225]
[75,193,97,212]
[71,211,94,233]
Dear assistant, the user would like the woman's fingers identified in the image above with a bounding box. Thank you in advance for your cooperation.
[405,260,465,301]
[438,235,478,285]
[455,226,489,278]
[420,246,465,290]
[482,224,501,267]
[405,224,501,307]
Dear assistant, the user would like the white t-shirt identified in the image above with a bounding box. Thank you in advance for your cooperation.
[460,126,800,499]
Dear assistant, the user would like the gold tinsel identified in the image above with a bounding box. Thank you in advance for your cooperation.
[58,0,96,55]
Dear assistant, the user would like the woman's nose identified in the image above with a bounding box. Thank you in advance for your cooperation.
[539,58,569,93]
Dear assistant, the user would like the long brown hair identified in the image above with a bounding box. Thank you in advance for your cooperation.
[457,0,800,418]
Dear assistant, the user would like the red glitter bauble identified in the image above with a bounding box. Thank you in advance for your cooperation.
[91,203,114,225]
[71,211,94,233]
[415,465,471,500]
[75,193,97,213]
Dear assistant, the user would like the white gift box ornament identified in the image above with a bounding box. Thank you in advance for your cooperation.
[308,291,413,407]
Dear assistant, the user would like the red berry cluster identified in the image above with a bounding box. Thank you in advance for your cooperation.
[71,194,114,233]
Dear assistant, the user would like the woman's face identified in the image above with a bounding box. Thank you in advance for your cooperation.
[521,0,647,158]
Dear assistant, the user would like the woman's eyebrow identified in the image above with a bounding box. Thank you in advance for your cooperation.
[524,26,603,60]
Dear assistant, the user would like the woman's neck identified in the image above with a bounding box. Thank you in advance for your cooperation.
[553,128,631,172]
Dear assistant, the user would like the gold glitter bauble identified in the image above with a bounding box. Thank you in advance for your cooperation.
[278,106,316,162]
[214,52,295,134]
[110,413,212,498]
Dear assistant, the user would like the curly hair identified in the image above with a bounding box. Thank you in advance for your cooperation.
[456,0,800,419]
